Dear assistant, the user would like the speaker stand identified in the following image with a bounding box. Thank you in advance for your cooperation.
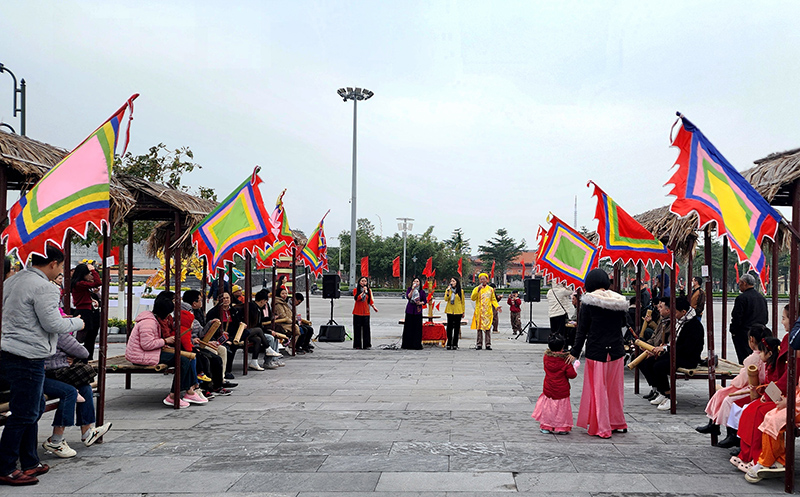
[518,301,539,340]
[326,298,339,326]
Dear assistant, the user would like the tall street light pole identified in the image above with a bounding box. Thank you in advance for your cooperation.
[397,218,414,290]
[337,87,374,289]
[0,63,26,135]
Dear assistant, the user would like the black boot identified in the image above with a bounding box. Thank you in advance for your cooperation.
[695,420,720,435]
[716,427,740,448]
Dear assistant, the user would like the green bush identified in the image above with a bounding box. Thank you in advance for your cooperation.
[108,318,128,329]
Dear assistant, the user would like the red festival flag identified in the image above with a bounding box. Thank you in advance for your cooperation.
[490,261,495,280]
[422,257,433,278]
[644,267,651,282]
[735,263,740,281]
[392,256,400,277]
[520,259,525,279]
[360,256,369,278]
[457,257,463,277]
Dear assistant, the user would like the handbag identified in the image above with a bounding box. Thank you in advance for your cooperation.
[47,362,97,388]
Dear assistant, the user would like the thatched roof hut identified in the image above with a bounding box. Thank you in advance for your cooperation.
[0,131,136,224]
[633,206,699,258]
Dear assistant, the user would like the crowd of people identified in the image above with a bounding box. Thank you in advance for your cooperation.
[0,247,318,486]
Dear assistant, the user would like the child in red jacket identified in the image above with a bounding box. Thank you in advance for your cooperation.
[532,333,578,434]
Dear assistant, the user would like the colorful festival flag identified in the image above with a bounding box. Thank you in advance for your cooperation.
[422,257,434,278]
[360,256,369,278]
[588,181,673,268]
[299,211,329,278]
[2,95,138,262]
[533,225,549,266]
[520,259,526,280]
[192,167,275,272]
[534,214,600,289]
[392,256,401,278]
[457,257,463,277]
[667,114,781,287]
[255,190,297,268]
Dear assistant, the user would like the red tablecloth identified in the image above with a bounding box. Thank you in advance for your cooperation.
[421,323,446,346]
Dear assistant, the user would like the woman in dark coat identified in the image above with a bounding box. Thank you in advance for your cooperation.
[567,269,628,438]
[401,277,427,350]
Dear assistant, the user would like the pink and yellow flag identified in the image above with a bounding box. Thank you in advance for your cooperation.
[2,95,137,262]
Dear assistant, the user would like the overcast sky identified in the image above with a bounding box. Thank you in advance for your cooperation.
[2,1,798,254]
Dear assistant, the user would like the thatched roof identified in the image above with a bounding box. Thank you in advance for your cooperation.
[744,147,800,207]
[0,130,136,224]
[634,206,699,258]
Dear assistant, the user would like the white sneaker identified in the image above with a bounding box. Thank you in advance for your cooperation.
[650,394,666,405]
[266,347,282,357]
[276,359,286,367]
[83,422,112,447]
[657,398,672,411]
[248,359,264,371]
[42,438,77,458]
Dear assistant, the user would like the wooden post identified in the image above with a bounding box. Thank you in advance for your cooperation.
[201,261,207,315]
[634,262,642,395]
[63,232,72,311]
[669,250,678,415]
[613,261,621,292]
[784,180,799,494]
[722,237,728,361]
[702,227,717,443]
[305,267,311,321]
[290,247,297,356]
[687,248,693,297]
[772,240,779,337]
[243,254,251,377]
[125,219,134,390]
[96,226,112,436]
[171,213,182,409]
[270,265,277,331]
[0,165,6,339]
[164,230,171,292]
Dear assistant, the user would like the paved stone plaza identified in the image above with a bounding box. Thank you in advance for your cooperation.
[2,296,792,496]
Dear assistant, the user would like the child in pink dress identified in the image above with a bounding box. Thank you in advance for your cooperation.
[532,334,578,434]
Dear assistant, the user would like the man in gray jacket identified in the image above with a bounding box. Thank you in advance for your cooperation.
[0,246,84,486]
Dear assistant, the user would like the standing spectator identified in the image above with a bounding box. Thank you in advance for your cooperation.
[70,262,101,360]
[532,333,578,434]
[567,269,628,438]
[730,274,768,364]
[471,273,498,350]
[690,276,706,319]
[208,277,231,304]
[444,278,465,350]
[401,277,427,350]
[352,277,377,350]
[547,282,575,346]
[0,246,84,486]
[507,290,522,337]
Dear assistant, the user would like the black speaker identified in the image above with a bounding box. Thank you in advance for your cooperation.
[322,274,341,299]
[524,278,541,302]
[318,325,346,342]
[527,326,551,343]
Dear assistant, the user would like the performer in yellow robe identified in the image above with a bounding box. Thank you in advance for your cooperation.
[471,273,498,350]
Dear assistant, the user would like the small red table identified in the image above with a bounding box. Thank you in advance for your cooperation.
[421,322,447,347]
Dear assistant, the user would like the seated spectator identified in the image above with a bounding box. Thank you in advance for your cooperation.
[126,291,207,408]
[292,292,315,353]
[273,286,301,353]
[206,291,273,373]
[231,285,245,305]
[247,289,284,368]
[639,297,704,411]
[744,381,800,483]
[42,331,111,458]
[640,299,669,401]
[181,290,234,395]
[696,324,769,445]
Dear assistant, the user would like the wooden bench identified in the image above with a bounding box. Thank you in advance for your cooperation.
[0,381,98,427]
[93,355,174,390]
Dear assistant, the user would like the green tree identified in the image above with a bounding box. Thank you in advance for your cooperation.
[478,228,525,285]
